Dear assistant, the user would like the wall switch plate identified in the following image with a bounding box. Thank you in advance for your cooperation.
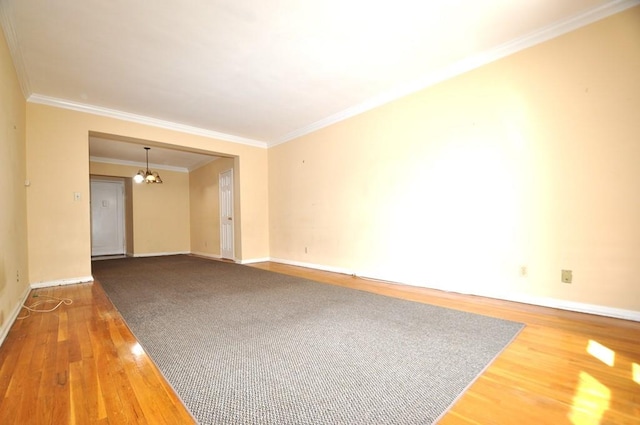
[561,269,573,284]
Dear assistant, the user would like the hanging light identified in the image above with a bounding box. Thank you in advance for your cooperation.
[134,147,163,184]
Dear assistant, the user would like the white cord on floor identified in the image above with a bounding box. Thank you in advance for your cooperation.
[17,294,73,319]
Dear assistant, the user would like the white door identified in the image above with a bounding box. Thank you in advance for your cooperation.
[219,169,234,260]
[91,180,125,256]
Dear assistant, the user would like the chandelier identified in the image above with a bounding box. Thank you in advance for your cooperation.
[134,147,163,184]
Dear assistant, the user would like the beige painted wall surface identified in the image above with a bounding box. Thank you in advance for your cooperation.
[269,7,640,312]
[90,162,190,255]
[26,104,269,284]
[189,157,235,257]
[0,27,29,333]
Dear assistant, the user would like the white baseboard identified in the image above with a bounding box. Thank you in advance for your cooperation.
[0,285,31,347]
[269,258,355,276]
[269,259,640,322]
[503,293,640,322]
[240,257,270,264]
[190,251,222,259]
[30,275,94,289]
[133,251,190,258]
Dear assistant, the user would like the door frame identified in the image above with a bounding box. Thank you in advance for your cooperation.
[90,177,126,257]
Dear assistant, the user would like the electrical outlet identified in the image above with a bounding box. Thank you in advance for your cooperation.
[519,266,528,277]
[16,270,19,283]
[561,269,573,284]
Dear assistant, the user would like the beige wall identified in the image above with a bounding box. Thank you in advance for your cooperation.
[269,7,640,313]
[26,104,269,284]
[9,7,639,318]
[90,162,191,255]
[189,157,236,258]
[0,28,29,336]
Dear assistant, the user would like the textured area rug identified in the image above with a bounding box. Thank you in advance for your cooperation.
[93,255,524,425]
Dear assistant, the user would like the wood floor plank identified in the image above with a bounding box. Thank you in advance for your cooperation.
[0,258,638,424]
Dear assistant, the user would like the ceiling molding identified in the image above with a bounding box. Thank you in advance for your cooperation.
[0,0,32,98]
[187,157,219,172]
[28,94,268,149]
[91,155,219,172]
[270,0,640,147]
[89,156,189,173]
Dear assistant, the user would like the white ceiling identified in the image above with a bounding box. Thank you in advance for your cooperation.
[1,0,636,165]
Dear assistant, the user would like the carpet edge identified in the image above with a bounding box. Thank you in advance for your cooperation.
[432,322,526,424]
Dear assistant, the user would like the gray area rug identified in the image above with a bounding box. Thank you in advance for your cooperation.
[92,255,524,424]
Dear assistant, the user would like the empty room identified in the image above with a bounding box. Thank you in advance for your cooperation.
[1,0,639,424]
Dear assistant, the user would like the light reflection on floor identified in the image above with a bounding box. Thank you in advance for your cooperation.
[586,340,615,367]
[132,342,145,356]
[569,371,611,425]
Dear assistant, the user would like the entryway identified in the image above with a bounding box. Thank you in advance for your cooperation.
[219,169,234,260]
[90,178,126,257]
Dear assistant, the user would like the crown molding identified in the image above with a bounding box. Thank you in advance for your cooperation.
[187,156,219,172]
[0,0,32,98]
[27,94,268,149]
[7,0,638,148]
[89,154,218,172]
[89,156,189,173]
[270,0,640,147]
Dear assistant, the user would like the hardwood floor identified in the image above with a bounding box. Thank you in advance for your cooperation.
[0,281,195,424]
[1,259,639,424]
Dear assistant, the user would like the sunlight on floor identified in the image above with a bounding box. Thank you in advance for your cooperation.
[132,342,145,356]
[569,371,611,425]
[633,363,640,386]
[569,340,617,425]
[587,340,615,367]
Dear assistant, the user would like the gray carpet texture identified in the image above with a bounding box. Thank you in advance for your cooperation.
[92,255,524,425]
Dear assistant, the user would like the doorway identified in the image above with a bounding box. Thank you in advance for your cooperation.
[90,179,126,257]
[219,169,234,260]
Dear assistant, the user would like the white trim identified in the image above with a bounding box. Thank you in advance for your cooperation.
[239,257,271,265]
[187,157,219,172]
[90,155,218,172]
[504,294,640,323]
[89,156,189,173]
[190,251,223,260]
[27,94,268,149]
[132,251,190,258]
[0,286,31,347]
[30,275,94,289]
[269,258,355,276]
[7,1,635,147]
[266,258,640,322]
[269,0,640,147]
[0,1,31,98]
[357,271,640,322]
[91,254,127,261]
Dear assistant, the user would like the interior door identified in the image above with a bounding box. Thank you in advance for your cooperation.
[91,179,125,256]
[219,169,234,260]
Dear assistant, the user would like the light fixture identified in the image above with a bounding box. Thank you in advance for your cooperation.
[134,147,163,184]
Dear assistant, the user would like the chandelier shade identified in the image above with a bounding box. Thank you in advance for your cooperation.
[134,147,163,184]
